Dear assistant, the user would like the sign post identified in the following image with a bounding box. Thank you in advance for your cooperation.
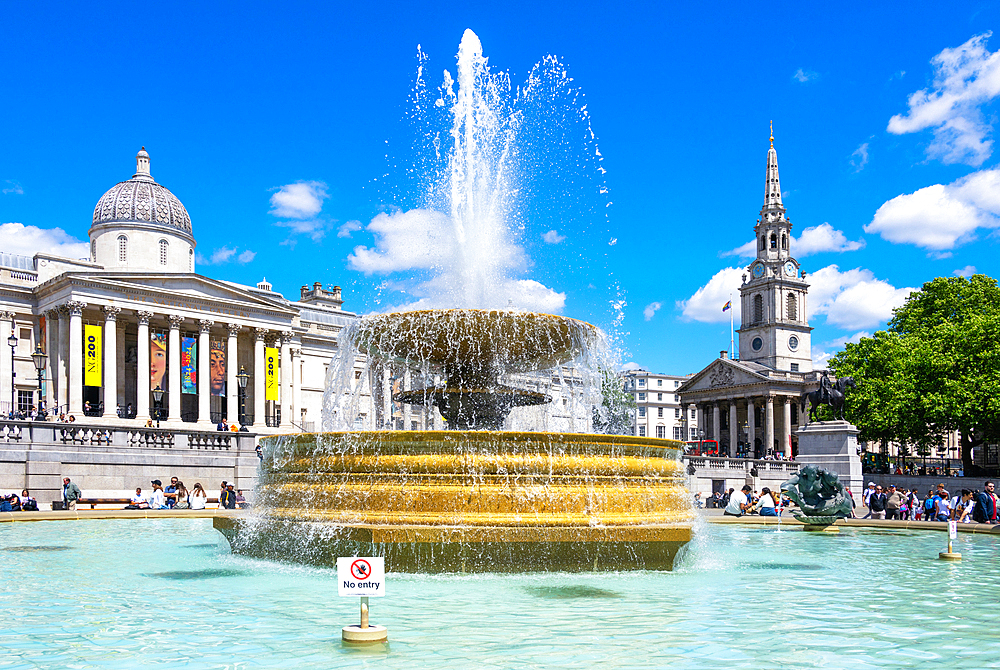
[939,520,962,561]
[337,557,387,643]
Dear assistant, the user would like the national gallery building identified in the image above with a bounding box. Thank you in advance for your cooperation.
[0,148,367,434]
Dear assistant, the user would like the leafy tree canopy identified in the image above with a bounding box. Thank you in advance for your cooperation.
[829,274,1000,472]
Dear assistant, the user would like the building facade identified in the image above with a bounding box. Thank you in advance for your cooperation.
[623,368,698,441]
[0,148,367,433]
[679,131,818,458]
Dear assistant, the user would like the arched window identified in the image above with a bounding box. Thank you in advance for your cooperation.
[117,235,128,263]
[159,239,168,266]
[781,233,788,250]
[754,294,764,323]
[769,233,777,250]
[759,235,766,251]
[787,293,797,321]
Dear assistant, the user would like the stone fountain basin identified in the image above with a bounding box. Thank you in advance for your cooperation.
[217,431,694,572]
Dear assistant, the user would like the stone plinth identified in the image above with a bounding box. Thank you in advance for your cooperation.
[795,421,863,499]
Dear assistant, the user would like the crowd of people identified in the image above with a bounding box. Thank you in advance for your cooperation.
[123,477,248,510]
[705,486,790,517]
[861,481,998,523]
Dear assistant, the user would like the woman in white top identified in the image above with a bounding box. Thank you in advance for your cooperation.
[754,487,779,517]
[189,482,208,510]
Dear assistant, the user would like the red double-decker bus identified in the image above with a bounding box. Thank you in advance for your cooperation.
[684,440,719,456]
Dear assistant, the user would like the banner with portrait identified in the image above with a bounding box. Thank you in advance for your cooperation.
[265,346,279,401]
[210,340,226,397]
[150,333,167,392]
[181,336,197,394]
[84,324,102,387]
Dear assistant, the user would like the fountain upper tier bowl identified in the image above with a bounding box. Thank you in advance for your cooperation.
[352,309,598,378]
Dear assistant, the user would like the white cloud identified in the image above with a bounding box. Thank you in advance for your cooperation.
[887,32,1000,165]
[620,362,645,372]
[0,222,88,258]
[542,229,566,244]
[865,168,1000,250]
[722,223,865,258]
[793,68,818,83]
[269,181,329,219]
[953,265,976,277]
[681,263,914,331]
[198,246,256,265]
[643,302,662,321]
[677,267,744,323]
[275,219,330,242]
[808,265,915,330]
[850,142,869,172]
[337,220,363,238]
[347,208,564,312]
[2,180,23,195]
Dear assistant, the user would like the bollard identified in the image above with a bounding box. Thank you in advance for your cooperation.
[938,520,962,561]
[343,596,388,643]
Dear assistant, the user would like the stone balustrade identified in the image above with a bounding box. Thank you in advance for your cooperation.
[684,455,800,477]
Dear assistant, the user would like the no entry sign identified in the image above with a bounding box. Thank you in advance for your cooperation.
[337,557,385,597]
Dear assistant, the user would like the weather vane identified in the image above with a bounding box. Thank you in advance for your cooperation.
[769,120,774,146]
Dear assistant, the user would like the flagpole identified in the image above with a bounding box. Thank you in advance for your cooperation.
[730,292,734,360]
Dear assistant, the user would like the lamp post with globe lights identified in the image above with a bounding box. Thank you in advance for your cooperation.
[31,344,47,420]
[236,366,249,431]
[152,385,164,428]
[7,321,17,417]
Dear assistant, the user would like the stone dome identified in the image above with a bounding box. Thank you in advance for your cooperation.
[91,148,192,234]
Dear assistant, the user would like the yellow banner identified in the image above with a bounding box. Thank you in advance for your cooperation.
[265,347,279,401]
[84,324,102,387]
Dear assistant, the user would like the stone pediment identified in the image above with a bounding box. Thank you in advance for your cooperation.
[37,271,295,318]
[678,359,770,394]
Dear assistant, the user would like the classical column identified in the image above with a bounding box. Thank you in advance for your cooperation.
[167,314,183,421]
[58,306,69,413]
[382,366,392,430]
[696,405,704,439]
[197,320,213,426]
[279,331,292,428]
[765,396,775,456]
[102,306,121,418]
[712,402,721,445]
[136,311,152,420]
[403,368,412,430]
[783,396,793,458]
[227,324,240,424]
[67,301,85,416]
[0,312,14,412]
[253,328,266,428]
[291,347,302,428]
[747,398,756,456]
[44,310,58,412]
[729,401,738,456]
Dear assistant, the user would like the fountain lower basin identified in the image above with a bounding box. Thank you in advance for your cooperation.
[216,431,693,572]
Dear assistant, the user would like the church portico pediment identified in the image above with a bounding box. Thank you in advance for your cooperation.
[678,359,769,395]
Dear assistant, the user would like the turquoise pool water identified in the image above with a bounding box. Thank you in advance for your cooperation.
[1,519,997,669]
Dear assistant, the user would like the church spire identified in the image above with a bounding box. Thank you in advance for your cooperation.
[764,122,782,209]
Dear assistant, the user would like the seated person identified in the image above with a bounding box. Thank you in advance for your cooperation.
[19,489,37,511]
[753,487,779,517]
[148,480,166,509]
[235,489,249,509]
[125,487,150,509]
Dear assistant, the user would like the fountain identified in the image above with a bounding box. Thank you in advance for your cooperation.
[214,30,693,571]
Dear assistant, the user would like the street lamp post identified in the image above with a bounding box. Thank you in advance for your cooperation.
[236,366,249,432]
[151,385,164,429]
[31,344,47,420]
[7,321,17,418]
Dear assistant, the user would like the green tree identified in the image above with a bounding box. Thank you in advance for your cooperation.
[592,369,637,435]
[829,275,1000,473]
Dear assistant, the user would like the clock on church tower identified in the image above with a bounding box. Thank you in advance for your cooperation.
[736,127,813,373]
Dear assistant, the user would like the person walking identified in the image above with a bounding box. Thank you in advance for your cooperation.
[868,486,887,520]
[219,484,238,510]
[885,485,902,520]
[862,482,876,519]
[62,477,82,511]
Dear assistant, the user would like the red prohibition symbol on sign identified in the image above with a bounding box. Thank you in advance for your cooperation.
[350,559,372,580]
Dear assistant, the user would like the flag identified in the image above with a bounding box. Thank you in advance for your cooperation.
[722,300,732,312]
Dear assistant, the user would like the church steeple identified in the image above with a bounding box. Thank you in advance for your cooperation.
[764,121,783,209]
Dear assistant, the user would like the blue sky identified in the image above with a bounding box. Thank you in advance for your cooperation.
[2,1,999,375]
